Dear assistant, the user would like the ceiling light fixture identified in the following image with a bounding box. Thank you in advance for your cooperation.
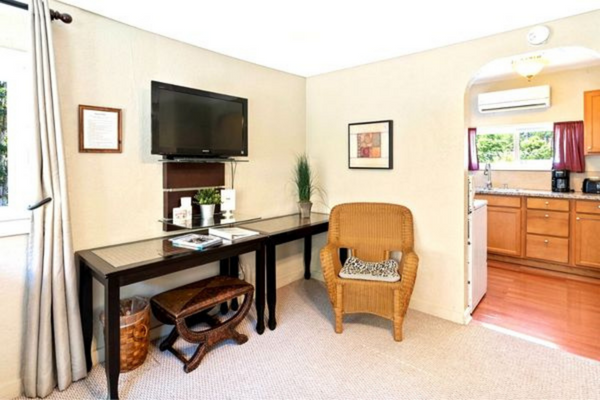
[512,55,548,81]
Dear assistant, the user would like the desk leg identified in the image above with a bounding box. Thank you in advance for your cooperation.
[266,244,277,330]
[255,247,265,334]
[219,259,230,315]
[78,258,93,372]
[304,235,312,280]
[230,256,240,311]
[104,280,120,400]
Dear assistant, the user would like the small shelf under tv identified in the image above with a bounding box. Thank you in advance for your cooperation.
[159,157,249,164]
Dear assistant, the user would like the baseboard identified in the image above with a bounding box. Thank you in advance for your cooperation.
[0,378,22,399]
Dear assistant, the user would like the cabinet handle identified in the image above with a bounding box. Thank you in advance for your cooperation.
[576,217,581,221]
[597,205,600,209]
[589,146,593,149]
[545,201,549,206]
[544,214,549,218]
[544,239,549,245]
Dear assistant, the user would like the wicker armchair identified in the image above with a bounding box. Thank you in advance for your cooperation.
[320,203,419,341]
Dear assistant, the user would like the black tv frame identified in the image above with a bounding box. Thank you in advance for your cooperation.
[151,81,248,159]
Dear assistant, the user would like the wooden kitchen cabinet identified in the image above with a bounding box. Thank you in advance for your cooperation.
[574,200,600,269]
[487,206,522,257]
[584,89,600,154]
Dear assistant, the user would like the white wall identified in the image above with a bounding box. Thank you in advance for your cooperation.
[0,5,29,399]
[306,10,600,323]
[51,1,308,364]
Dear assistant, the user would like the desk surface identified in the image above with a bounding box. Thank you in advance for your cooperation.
[78,234,266,282]
[239,212,329,236]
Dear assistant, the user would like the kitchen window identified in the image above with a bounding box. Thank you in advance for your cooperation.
[476,123,553,171]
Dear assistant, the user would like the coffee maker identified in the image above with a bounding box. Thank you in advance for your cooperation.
[552,169,570,192]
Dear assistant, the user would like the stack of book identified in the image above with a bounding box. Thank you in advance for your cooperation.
[169,234,223,250]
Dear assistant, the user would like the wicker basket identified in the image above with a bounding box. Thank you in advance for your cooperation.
[100,296,150,373]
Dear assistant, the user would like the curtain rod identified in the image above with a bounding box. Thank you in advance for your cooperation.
[0,0,73,23]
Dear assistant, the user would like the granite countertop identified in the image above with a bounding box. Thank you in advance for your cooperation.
[475,187,600,201]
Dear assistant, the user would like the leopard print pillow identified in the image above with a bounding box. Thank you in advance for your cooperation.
[339,256,401,282]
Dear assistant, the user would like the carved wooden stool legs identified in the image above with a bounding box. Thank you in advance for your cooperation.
[151,276,254,373]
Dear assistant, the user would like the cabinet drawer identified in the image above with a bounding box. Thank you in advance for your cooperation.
[526,234,569,264]
[476,195,520,208]
[527,197,570,211]
[526,210,569,237]
[575,200,600,215]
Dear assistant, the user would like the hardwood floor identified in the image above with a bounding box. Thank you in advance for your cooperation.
[472,260,600,361]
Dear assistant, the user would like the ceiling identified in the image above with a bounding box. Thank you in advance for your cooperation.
[59,0,600,77]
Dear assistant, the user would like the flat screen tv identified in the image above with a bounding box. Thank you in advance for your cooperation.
[151,81,248,158]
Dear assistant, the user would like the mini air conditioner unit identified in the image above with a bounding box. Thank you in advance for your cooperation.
[478,85,550,113]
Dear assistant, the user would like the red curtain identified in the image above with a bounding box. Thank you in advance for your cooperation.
[468,127,479,171]
[552,121,585,172]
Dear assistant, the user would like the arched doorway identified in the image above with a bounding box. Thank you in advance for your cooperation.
[463,46,600,360]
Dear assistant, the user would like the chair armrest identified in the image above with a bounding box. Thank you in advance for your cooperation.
[319,243,343,306]
[399,251,419,296]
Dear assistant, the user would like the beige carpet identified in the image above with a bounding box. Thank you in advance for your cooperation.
[23,279,600,399]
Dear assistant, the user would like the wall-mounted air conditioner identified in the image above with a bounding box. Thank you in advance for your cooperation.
[478,85,550,113]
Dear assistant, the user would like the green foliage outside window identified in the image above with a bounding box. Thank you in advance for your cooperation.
[476,128,553,166]
[0,81,7,206]
[519,131,553,160]
[476,133,514,163]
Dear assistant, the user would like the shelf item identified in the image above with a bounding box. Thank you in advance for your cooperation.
[169,234,223,251]
[208,227,259,241]
[160,213,260,230]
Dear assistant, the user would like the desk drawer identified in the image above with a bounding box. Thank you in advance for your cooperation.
[527,198,570,211]
[526,210,569,237]
[476,195,521,208]
[526,234,569,264]
[576,200,600,215]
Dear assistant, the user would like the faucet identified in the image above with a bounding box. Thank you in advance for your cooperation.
[483,163,492,189]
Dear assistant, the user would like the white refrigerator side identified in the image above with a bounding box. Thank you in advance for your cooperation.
[470,200,488,312]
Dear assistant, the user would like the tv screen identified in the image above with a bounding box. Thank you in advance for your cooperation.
[151,81,248,158]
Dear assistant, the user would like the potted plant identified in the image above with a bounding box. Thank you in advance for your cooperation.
[293,154,317,218]
[194,188,222,220]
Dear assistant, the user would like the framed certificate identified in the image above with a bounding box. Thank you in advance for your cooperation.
[79,105,122,153]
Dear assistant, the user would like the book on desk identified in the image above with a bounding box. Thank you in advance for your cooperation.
[169,234,223,250]
[208,227,259,241]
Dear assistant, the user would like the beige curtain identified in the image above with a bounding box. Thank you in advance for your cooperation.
[23,0,87,397]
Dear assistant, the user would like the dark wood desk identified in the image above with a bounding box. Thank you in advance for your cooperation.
[76,235,266,399]
[239,213,329,330]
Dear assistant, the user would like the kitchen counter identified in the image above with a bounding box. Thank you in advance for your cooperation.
[475,187,600,201]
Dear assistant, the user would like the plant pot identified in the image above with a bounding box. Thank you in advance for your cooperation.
[200,204,215,219]
[298,201,312,219]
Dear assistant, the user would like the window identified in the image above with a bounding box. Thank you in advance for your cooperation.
[0,47,32,234]
[476,123,553,170]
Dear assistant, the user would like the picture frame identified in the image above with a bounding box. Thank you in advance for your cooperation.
[78,105,122,153]
[348,120,393,169]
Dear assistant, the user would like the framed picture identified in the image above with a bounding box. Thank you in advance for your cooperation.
[78,105,122,153]
[348,120,393,169]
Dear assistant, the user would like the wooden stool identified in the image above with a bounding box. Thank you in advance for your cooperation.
[150,275,254,373]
